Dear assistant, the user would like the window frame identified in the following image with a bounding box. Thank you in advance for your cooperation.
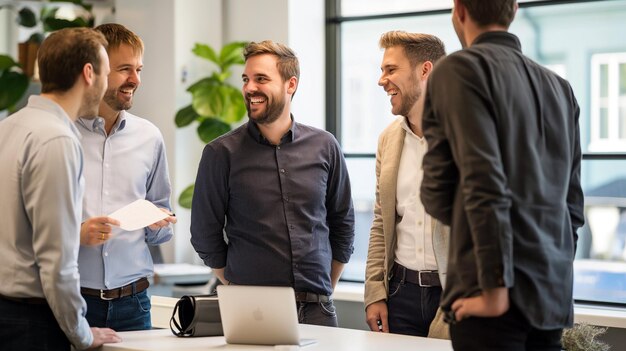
[326,0,626,307]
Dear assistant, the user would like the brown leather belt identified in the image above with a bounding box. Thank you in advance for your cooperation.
[294,291,331,303]
[392,263,441,287]
[0,293,47,305]
[81,277,149,300]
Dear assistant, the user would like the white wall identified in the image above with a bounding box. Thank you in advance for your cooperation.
[113,0,222,263]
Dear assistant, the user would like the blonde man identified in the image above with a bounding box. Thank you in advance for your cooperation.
[365,31,448,337]
[76,23,176,331]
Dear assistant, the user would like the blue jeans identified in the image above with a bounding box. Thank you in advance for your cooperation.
[83,289,151,331]
[0,297,70,351]
[450,303,562,351]
[297,300,338,327]
[387,274,442,336]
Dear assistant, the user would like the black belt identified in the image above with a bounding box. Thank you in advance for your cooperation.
[392,263,441,287]
[294,291,331,303]
[81,277,149,300]
[0,293,47,305]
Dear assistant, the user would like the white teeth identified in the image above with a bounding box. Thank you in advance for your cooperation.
[250,98,266,104]
[387,90,398,96]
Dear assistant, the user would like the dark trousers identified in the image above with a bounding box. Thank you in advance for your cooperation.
[450,303,563,351]
[83,289,151,331]
[387,274,442,336]
[297,300,338,327]
[0,297,70,351]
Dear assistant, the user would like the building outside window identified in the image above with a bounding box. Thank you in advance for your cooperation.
[328,0,626,306]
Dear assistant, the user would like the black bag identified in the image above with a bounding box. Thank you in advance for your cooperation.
[170,294,223,337]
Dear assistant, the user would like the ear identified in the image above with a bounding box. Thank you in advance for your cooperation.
[420,61,434,81]
[82,62,95,87]
[453,0,466,23]
[286,76,298,96]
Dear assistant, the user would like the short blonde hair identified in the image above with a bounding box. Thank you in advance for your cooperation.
[379,31,446,68]
[95,23,143,55]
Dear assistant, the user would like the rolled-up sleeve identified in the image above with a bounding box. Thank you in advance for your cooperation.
[190,144,230,268]
[325,138,355,263]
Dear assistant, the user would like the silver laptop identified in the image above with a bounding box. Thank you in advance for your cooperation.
[217,285,316,346]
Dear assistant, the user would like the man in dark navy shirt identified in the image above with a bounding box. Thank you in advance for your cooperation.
[190,40,355,327]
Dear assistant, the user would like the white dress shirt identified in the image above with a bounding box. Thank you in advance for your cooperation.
[394,117,438,271]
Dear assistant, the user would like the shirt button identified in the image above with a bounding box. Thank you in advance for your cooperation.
[290,225,295,229]
[104,191,109,195]
[280,168,286,173]
[277,146,281,150]
[418,221,422,225]
[284,196,289,202]
[104,252,108,256]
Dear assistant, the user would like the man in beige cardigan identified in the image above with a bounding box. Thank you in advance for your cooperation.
[364,31,449,339]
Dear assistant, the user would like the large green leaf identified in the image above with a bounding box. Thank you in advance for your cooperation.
[18,7,37,28]
[43,16,89,31]
[191,83,229,118]
[178,184,195,209]
[219,42,246,71]
[0,55,19,70]
[193,43,219,66]
[223,87,247,124]
[187,76,218,93]
[174,104,199,127]
[197,118,231,143]
[0,70,29,111]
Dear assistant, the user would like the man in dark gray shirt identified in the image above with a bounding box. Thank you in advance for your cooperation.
[420,0,584,350]
[191,40,355,327]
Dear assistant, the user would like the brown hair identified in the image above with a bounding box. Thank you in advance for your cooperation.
[95,23,144,55]
[38,27,107,93]
[379,31,446,68]
[459,0,517,28]
[243,40,300,83]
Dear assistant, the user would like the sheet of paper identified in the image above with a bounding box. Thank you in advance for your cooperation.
[108,199,168,231]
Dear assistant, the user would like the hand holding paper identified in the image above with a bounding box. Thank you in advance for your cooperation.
[108,199,171,231]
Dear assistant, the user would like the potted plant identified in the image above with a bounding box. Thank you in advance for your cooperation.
[0,0,95,114]
[561,323,610,351]
[174,41,248,208]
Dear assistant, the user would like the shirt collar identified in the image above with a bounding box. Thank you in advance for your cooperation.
[246,114,297,145]
[472,31,522,52]
[399,116,423,140]
[77,110,128,135]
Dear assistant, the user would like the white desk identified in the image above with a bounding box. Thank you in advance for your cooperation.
[102,325,453,350]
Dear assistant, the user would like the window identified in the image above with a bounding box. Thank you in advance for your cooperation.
[328,0,626,306]
[590,53,626,151]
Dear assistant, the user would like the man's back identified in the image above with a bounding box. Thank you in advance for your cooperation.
[423,31,584,329]
[0,97,84,296]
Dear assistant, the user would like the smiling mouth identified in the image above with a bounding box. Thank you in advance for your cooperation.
[248,95,267,105]
[387,89,398,96]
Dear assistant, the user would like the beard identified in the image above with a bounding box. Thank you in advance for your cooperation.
[77,76,105,119]
[103,84,135,111]
[394,72,421,117]
[245,92,286,125]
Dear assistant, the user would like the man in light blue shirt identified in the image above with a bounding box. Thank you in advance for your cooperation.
[76,23,176,331]
[0,28,120,350]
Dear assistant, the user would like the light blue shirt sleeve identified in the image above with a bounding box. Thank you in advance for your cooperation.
[24,134,93,349]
